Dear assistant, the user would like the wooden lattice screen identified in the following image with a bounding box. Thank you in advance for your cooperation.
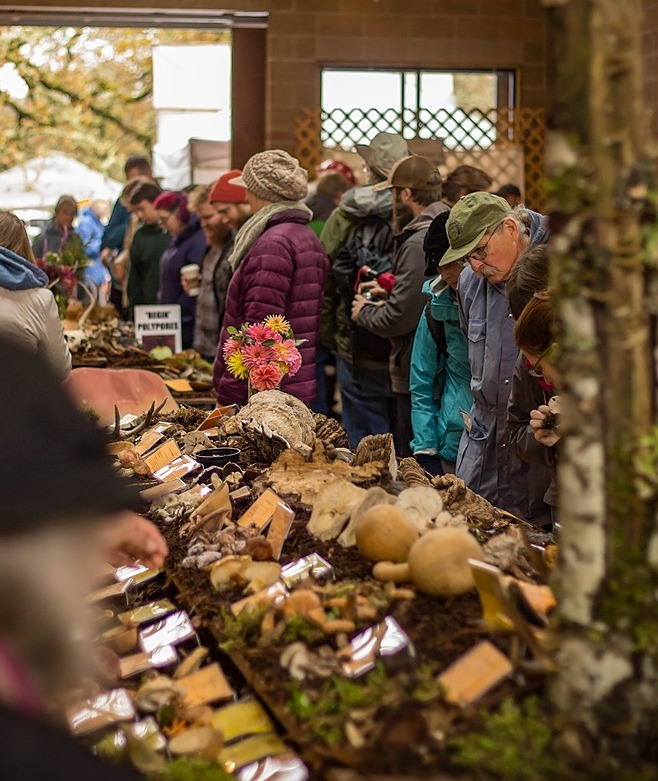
[294,107,546,212]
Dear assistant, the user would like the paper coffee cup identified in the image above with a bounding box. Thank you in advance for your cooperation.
[181,264,201,297]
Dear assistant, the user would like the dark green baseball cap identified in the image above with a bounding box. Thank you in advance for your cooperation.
[439,192,511,267]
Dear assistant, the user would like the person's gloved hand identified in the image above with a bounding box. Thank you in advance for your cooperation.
[414,453,444,477]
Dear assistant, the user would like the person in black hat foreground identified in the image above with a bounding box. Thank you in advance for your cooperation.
[0,334,167,780]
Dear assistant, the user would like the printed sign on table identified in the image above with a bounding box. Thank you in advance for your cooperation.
[134,304,182,354]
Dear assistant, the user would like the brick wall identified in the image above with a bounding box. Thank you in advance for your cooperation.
[0,0,549,150]
[262,0,549,149]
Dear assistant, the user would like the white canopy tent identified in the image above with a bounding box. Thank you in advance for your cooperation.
[154,138,231,191]
[0,154,122,211]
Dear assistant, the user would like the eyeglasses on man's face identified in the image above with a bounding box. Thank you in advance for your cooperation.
[464,227,497,265]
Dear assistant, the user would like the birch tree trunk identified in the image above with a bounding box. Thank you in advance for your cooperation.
[545,0,658,753]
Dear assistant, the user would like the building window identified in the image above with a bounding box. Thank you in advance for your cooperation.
[320,68,515,150]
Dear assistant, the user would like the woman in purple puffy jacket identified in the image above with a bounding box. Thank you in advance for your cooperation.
[213,150,329,406]
[154,191,207,349]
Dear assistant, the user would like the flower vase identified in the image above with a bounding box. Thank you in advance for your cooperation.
[247,381,280,399]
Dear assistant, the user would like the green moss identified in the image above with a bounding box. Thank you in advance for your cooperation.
[277,614,325,646]
[598,437,658,653]
[285,663,395,745]
[218,606,266,652]
[410,663,444,704]
[449,697,569,781]
[634,426,658,500]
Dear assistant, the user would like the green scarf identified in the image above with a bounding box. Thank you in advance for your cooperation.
[228,200,312,270]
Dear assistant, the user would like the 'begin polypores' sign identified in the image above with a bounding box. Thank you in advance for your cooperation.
[134,305,182,354]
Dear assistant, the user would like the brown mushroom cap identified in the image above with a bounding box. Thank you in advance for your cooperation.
[283,589,322,618]
[407,527,484,597]
[354,505,419,563]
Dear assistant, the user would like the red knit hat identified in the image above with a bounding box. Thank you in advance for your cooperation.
[153,191,190,223]
[209,170,248,204]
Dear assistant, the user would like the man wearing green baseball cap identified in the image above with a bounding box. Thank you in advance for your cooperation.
[442,192,552,522]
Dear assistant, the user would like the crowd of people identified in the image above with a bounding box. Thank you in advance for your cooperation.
[0,137,563,777]
[1,141,558,529]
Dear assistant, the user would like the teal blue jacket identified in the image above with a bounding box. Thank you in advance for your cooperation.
[410,278,472,461]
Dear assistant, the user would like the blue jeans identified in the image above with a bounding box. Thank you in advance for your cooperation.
[336,356,397,450]
[310,344,333,416]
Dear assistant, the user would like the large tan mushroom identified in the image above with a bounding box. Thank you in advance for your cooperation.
[136,676,184,713]
[395,486,444,533]
[407,527,484,597]
[168,726,224,762]
[354,505,419,563]
[338,486,396,547]
[308,479,367,541]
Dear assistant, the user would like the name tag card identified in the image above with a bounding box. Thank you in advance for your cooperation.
[153,454,200,482]
[238,489,283,531]
[144,439,181,473]
[267,503,295,560]
[178,663,233,707]
[438,641,513,707]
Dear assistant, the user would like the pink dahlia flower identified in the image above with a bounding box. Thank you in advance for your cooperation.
[249,363,283,391]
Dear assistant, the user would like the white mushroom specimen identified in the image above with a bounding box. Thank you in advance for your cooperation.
[338,486,396,547]
[242,561,282,593]
[307,479,367,541]
[173,647,209,680]
[407,527,484,597]
[395,486,444,533]
[136,676,184,713]
[209,555,252,592]
[168,726,224,762]
[209,556,281,593]
[354,505,419,563]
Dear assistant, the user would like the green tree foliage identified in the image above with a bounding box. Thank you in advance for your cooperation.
[0,26,228,180]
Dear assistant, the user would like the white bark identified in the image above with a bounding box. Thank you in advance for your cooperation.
[554,298,607,626]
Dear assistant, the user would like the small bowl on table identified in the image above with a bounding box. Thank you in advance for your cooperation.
[194,447,242,468]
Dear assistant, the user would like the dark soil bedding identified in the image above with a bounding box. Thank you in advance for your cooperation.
[145,445,545,780]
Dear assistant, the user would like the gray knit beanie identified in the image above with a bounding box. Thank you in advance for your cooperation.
[230,150,308,202]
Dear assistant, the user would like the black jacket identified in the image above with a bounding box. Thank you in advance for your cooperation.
[507,354,557,511]
[0,705,141,781]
